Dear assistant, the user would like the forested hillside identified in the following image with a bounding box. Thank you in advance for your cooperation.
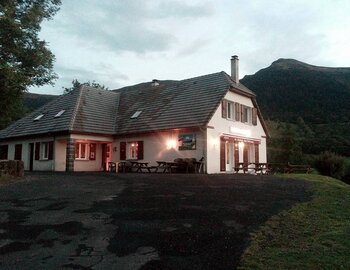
[241,59,350,157]
[23,93,57,112]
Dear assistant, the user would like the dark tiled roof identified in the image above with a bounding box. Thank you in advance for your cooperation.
[113,71,233,134]
[0,90,80,139]
[0,71,260,140]
[0,86,119,140]
[72,87,119,135]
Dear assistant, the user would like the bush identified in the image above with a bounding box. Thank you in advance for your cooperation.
[342,158,350,184]
[313,151,345,179]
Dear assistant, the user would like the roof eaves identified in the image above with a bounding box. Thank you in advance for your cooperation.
[251,98,270,138]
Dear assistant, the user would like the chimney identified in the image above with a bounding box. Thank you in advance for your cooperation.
[231,55,239,83]
[151,79,159,87]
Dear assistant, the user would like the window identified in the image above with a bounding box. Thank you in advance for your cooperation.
[242,106,252,124]
[41,142,49,160]
[54,110,65,118]
[14,144,22,160]
[0,145,8,160]
[75,143,88,160]
[120,141,144,160]
[131,111,142,119]
[227,102,235,120]
[34,114,44,121]
[127,142,138,159]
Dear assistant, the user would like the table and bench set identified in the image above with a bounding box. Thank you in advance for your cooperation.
[108,159,312,175]
[108,157,205,174]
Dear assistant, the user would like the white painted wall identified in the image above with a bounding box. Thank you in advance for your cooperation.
[206,90,267,173]
[0,136,61,171]
[113,130,206,167]
[71,134,113,172]
[54,138,67,171]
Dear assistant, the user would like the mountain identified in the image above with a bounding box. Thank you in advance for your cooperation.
[23,92,57,112]
[241,59,350,124]
[241,59,350,156]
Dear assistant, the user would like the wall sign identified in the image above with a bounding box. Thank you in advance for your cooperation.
[89,143,96,160]
[178,134,196,150]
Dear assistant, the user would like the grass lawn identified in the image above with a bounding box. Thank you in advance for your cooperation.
[239,174,350,270]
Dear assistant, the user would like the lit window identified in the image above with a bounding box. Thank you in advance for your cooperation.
[131,111,142,119]
[41,142,49,160]
[126,142,138,159]
[75,143,88,160]
[34,114,44,121]
[54,110,65,118]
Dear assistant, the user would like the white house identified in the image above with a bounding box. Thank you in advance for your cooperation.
[0,56,269,173]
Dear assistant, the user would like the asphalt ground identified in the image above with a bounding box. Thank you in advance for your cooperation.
[0,172,312,269]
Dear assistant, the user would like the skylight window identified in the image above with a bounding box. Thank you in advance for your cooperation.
[33,114,44,121]
[54,110,65,118]
[131,111,142,119]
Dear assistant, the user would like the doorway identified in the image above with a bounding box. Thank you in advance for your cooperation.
[225,142,234,171]
[29,143,34,171]
[101,143,112,171]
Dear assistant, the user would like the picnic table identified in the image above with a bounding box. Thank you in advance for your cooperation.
[234,162,270,174]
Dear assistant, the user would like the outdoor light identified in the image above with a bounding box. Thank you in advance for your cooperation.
[167,139,176,149]
[238,142,245,149]
[211,138,219,148]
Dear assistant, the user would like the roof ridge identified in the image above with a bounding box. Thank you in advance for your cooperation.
[113,92,120,133]
[69,87,84,131]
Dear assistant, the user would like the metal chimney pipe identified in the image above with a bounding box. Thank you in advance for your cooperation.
[231,55,239,83]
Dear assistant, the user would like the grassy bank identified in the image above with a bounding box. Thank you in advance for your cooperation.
[239,174,350,269]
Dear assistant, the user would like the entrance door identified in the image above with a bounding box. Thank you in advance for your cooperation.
[29,143,34,171]
[225,142,234,171]
[101,143,112,171]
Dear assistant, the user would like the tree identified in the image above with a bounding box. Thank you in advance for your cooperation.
[63,79,109,94]
[0,0,61,129]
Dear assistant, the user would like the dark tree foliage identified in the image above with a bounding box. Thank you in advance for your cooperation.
[63,79,109,94]
[0,0,61,129]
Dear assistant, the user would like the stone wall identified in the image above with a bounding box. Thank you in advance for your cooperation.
[0,160,24,177]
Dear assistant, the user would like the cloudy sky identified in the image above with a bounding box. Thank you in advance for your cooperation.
[31,0,350,95]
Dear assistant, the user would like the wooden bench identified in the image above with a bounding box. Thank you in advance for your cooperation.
[285,162,312,174]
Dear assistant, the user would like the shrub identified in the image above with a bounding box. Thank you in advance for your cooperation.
[313,151,345,179]
[342,158,350,184]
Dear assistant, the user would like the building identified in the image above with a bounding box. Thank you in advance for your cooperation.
[0,56,269,173]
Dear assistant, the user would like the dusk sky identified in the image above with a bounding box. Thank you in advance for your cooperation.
[30,0,350,95]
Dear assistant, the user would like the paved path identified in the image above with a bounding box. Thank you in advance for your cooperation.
[0,172,312,269]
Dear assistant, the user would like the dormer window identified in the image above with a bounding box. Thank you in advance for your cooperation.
[131,111,142,119]
[33,114,44,121]
[54,110,65,118]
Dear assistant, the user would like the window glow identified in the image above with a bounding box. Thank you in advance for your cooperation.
[75,143,88,160]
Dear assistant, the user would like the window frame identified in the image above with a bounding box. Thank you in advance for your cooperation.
[242,106,252,124]
[41,142,49,160]
[126,142,139,160]
[227,101,235,120]
[75,142,89,160]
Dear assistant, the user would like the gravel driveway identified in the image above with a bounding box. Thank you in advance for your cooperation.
[0,172,311,269]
